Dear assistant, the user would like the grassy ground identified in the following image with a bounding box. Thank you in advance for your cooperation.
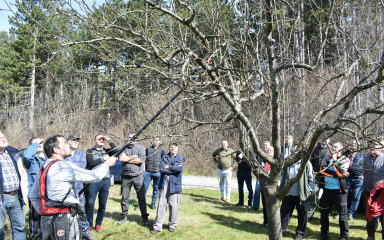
[81,185,370,240]
[6,184,376,239]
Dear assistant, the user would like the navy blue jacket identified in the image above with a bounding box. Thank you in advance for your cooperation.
[22,142,46,197]
[348,153,364,178]
[0,146,24,205]
[159,153,184,194]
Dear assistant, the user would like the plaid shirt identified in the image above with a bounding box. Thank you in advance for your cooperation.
[0,150,19,192]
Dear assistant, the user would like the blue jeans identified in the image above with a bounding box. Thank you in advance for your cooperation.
[347,177,363,217]
[143,171,161,203]
[253,179,261,209]
[237,171,253,206]
[0,193,26,240]
[85,178,110,226]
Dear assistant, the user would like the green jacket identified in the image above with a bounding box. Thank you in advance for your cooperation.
[280,161,313,203]
[212,148,236,170]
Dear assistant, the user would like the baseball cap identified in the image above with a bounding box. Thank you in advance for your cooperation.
[68,134,81,140]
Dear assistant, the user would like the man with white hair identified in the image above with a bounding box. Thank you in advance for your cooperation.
[151,142,184,234]
[212,140,236,203]
[362,142,384,240]
[0,131,26,240]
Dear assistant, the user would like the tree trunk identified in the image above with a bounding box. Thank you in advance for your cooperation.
[265,193,282,240]
[28,28,38,137]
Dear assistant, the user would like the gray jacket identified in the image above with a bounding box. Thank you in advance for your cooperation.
[29,159,109,213]
[363,153,384,192]
[122,143,145,177]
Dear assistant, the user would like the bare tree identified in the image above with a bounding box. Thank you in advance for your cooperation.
[10,0,384,239]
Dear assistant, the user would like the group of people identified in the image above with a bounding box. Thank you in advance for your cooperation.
[212,136,384,240]
[0,131,184,240]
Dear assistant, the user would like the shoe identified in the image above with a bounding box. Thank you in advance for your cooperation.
[235,202,244,206]
[262,221,268,226]
[82,233,96,240]
[317,234,329,240]
[295,235,303,240]
[308,216,313,221]
[118,216,127,225]
[247,205,252,209]
[169,228,175,232]
[348,215,353,221]
[134,205,139,211]
[151,202,156,210]
[150,229,160,234]
[252,208,259,211]
[220,197,226,201]
[87,226,93,231]
[225,199,231,203]
[365,237,375,240]
[334,214,339,219]
[95,225,102,233]
[143,218,151,226]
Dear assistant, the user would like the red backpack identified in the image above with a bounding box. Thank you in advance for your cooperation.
[39,159,71,216]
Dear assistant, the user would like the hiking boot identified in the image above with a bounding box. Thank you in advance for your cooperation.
[143,218,151,226]
[295,235,303,240]
[95,225,103,233]
[151,202,156,210]
[118,216,127,225]
[82,233,96,240]
[169,228,175,232]
[142,214,151,226]
[317,234,329,240]
[150,229,160,234]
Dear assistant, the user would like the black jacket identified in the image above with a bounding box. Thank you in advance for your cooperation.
[145,146,165,173]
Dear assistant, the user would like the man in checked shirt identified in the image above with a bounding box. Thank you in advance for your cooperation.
[0,131,26,240]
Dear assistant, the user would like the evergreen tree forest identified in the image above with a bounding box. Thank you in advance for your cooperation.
[1,1,384,239]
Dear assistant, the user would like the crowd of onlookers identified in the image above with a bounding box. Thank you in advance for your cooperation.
[212,136,384,240]
[0,131,184,239]
[2,128,384,240]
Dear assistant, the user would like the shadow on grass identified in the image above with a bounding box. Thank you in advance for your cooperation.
[186,192,233,207]
[201,211,266,234]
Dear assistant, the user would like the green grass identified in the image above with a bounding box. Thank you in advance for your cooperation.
[8,185,376,239]
[82,185,370,240]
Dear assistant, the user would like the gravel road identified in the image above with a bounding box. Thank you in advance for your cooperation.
[182,175,256,192]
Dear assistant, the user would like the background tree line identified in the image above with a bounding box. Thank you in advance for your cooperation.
[1,0,384,239]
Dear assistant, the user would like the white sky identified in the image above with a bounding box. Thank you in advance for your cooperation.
[0,0,105,33]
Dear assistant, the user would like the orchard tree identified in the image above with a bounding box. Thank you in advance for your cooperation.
[29,0,384,239]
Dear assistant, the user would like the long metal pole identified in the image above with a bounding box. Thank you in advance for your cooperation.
[79,88,184,196]
[113,88,184,157]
